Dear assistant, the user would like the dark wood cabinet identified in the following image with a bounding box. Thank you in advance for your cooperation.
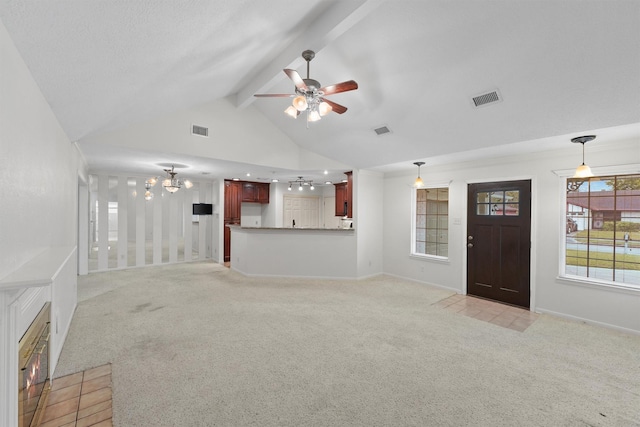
[334,183,348,216]
[224,180,269,262]
[334,171,353,217]
[225,181,242,221]
[224,181,243,262]
[256,183,270,204]
[242,182,269,204]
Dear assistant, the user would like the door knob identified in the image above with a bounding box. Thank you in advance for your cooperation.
[467,243,474,248]
[468,235,473,240]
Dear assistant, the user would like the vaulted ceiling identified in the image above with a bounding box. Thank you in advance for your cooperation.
[1,0,639,182]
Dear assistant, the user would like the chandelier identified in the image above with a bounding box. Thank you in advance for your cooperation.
[288,176,315,191]
[161,166,193,193]
[144,165,193,199]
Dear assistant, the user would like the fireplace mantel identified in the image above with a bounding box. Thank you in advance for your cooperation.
[0,247,76,291]
[0,246,76,427]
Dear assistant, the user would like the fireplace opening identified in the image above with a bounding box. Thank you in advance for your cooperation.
[18,302,51,427]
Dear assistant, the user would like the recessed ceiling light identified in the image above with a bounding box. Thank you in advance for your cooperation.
[342,179,348,183]
[324,170,328,175]
[232,178,240,181]
[246,173,251,177]
[325,181,332,185]
[272,179,279,182]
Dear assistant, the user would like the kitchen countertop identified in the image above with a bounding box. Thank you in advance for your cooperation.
[227,225,354,231]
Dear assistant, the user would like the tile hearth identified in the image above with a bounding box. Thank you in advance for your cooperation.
[40,364,112,427]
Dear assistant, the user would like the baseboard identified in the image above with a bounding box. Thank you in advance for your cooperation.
[230,266,361,281]
[536,307,640,336]
[383,272,461,294]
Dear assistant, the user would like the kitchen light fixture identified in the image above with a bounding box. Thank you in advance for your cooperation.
[567,135,595,192]
[413,162,425,188]
[287,176,315,191]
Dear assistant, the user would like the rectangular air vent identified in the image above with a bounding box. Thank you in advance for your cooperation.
[192,124,209,137]
[374,125,391,136]
[471,89,502,108]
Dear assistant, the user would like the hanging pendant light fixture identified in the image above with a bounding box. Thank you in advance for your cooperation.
[567,135,595,192]
[413,162,425,188]
[572,135,595,178]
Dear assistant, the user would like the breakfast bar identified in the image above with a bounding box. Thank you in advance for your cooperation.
[228,226,357,279]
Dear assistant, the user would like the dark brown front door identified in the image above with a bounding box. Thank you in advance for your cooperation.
[467,180,531,308]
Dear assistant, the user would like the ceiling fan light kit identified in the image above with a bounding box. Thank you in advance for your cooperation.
[255,50,358,125]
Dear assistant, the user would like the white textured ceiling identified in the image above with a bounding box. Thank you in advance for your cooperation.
[1,0,639,180]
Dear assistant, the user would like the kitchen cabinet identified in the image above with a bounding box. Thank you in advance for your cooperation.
[256,183,270,203]
[224,180,243,262]
[225,180,269,262]
[242,182,270,204]
[225,181,242,221]
[334,171,353,217]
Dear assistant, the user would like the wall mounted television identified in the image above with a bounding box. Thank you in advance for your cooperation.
[192,203,213,215]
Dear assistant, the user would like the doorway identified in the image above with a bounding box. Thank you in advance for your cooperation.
[283,195,320,228]
[467,180,531,308]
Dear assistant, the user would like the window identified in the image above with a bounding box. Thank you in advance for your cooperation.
[476,190,520,216]
[413,187,449,258]
[565,174,640,286]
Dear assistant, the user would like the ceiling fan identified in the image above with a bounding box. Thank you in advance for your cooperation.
[254,50,358,123]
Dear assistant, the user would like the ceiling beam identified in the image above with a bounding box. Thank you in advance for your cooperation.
[235,0,384,109]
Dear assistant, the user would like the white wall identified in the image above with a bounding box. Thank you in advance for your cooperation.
[80,98,351,173]
[0,19,85,276]
[0,18,86,426]
[383,135,640,333]
[355,170,384,278]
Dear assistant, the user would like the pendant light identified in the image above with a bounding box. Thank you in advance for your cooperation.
[413,162,425,188]
[571,135,595,178]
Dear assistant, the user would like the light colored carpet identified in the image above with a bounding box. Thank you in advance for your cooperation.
[55,262,640,426]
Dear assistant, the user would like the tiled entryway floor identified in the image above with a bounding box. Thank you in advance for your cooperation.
[40,364,112,427]
[433,294,539,332]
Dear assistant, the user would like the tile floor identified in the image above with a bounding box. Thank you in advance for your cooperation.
[433,294,539,332]
[40,364,112,427]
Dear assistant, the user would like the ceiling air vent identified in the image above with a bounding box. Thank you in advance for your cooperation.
[471,89,502,108]
[374,125,391,136]
[192,124,209,137]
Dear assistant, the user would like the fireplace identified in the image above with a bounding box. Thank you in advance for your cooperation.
[18,303,51,427]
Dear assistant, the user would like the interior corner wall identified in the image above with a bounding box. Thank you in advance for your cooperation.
[382,136,640,333]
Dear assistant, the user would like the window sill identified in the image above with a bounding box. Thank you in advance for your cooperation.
[410,253,450,264]
[557,275,640,295]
